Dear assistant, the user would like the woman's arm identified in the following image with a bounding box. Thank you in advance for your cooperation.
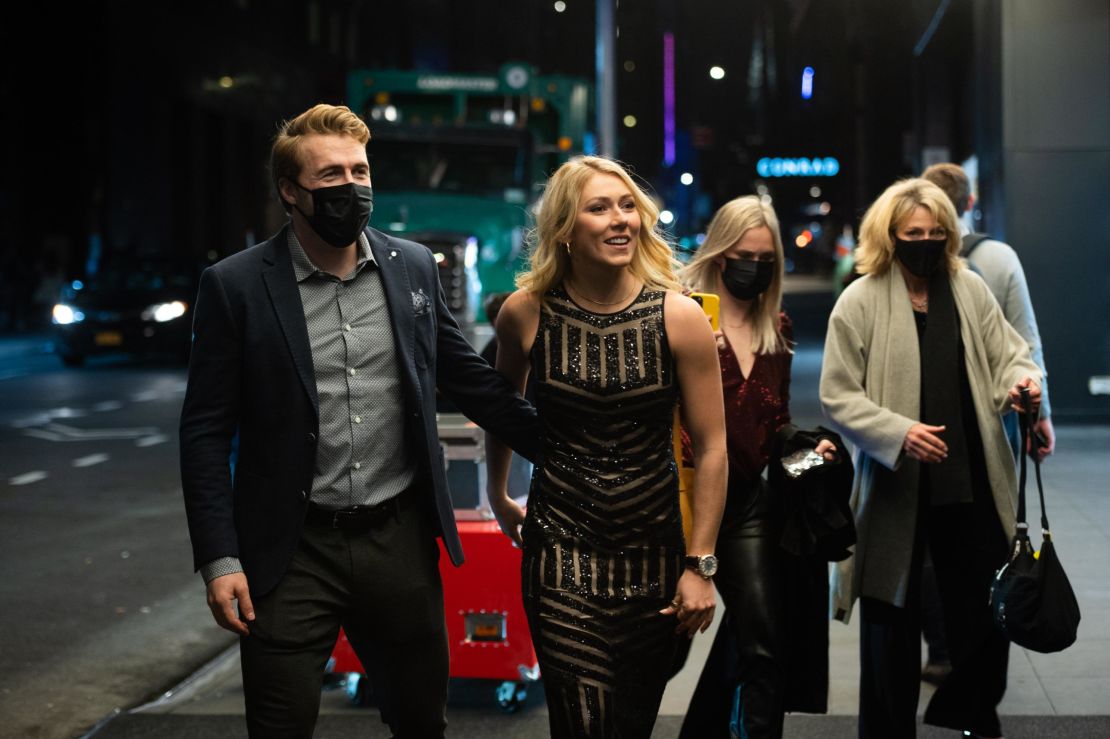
[484,290,540,547]
[966,271,1042,414]
[663,292,727,635]
[819,288,917,469]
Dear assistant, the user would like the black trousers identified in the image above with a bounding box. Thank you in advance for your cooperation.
[239,491,448,739]
[679,479,787,739]
[859,482,1010,739]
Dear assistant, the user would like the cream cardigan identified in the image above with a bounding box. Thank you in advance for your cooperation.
[819,266,1040,622]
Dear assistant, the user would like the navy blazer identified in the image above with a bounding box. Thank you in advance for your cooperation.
[180,225,538,597]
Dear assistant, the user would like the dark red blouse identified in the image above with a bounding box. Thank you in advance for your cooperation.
[683,313,793,485]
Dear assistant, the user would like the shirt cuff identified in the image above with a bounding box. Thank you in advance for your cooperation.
[200,557,243,584]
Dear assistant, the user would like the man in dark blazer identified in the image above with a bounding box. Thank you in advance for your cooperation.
[180,103,538,738]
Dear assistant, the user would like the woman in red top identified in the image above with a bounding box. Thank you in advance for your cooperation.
[678,196,834,738]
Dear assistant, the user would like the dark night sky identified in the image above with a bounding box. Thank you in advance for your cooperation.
[1,0,973,280]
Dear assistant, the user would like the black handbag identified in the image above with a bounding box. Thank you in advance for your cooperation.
[988,389,1080,652]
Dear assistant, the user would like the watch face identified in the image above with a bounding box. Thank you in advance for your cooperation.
[699,555,719,577]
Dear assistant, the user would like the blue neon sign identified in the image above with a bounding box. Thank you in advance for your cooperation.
[801,66,814,100]
[757,157,840,178]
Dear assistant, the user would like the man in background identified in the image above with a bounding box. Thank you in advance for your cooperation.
[922,162,1054,460]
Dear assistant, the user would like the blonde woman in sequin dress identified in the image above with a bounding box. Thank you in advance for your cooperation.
[486,156,728,739]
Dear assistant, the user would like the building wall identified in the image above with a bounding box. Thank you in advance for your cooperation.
[1001,0,1110,420]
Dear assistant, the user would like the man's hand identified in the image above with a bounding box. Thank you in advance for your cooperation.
[206,572,255,636]
[903,423,947,464]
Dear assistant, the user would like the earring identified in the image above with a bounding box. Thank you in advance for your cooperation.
[564,242,572,256]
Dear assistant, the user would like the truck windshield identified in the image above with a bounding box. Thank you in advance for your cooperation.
[368,128,531,195]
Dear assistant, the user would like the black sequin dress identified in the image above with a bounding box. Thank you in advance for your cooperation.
[521,285,684,739]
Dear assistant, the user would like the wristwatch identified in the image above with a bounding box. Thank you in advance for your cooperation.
[684,554,719,579]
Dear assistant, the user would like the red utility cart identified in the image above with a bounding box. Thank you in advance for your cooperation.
[327,414,539,712]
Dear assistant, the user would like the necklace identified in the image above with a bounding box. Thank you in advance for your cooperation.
[566,281,639,306]
[910,294,929,311]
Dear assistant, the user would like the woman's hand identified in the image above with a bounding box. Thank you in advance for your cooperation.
[489,495,525,548]
[1008,377,1041,415]
[815,438,838,461]
[1031,417,1055,461]
[660,569,716,637]
[903,423,948,463]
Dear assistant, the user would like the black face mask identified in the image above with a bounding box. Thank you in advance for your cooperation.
[291,181,374,248]
[893,237,946,277]
[721,257,775,301]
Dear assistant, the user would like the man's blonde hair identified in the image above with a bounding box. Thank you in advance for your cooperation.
[271,104,371,212]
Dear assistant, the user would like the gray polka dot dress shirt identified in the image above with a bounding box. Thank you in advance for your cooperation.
[200,229,415,583]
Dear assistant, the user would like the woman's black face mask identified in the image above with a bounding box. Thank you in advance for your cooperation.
[721,257,775,301]
[893,237,946,277]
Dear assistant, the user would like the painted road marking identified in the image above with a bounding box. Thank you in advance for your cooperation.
[73,454,110,468]
[22,423,159,442]
[9,471,48,486]
[136,434,169,447]
[131,391,162,402]
[93,401,123,412]
[12,407,89,427]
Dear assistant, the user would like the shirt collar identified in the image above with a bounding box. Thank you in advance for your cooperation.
[287,227,375,283]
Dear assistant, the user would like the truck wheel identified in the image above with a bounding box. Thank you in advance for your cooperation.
[496,680,528,713]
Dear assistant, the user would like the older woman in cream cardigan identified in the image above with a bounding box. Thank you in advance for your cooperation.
[820,178,1040,739]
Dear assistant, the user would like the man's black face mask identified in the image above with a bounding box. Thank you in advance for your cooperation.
[291,181,374,248]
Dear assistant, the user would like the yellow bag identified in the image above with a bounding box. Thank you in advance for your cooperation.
[674,292,720,546]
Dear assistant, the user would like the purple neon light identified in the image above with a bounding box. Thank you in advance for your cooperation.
[663,32,675,166]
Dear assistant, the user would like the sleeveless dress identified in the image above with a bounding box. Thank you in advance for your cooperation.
[521,285,684,739]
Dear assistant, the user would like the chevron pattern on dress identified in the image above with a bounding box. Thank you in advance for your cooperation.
[522,560,682,739]
[521,285,685,738]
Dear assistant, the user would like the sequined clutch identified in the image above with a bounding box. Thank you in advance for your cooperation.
[781,448,828,479]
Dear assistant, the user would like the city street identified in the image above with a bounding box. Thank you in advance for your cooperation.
[0,346,233,739]
[2,284,1109,738]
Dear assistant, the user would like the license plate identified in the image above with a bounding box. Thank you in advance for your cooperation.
[94,331,123,346]
[464,612,506,642]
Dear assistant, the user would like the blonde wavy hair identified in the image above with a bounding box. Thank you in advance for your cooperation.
[855,178,963,276]
[271,104,371,212]
[517,156,681,294]
[680,196,789,355]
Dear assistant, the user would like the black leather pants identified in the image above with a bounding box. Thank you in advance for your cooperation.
[680,479,787,739]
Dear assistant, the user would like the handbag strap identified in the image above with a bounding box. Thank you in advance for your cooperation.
[1018,387,1051,536]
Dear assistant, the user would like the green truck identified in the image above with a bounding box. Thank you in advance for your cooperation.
[346,63,592,326]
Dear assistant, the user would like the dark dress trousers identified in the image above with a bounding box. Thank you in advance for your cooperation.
[181,225,538,598]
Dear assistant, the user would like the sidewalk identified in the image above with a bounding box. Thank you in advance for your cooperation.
[90,424,1110,737]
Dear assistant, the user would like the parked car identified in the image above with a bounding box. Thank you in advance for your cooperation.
[51,258,201,366]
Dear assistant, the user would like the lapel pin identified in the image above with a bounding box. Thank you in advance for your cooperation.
[389,250,397,259]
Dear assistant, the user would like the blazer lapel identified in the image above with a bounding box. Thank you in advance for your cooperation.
[367,229,421,399]
[261,233,319,416]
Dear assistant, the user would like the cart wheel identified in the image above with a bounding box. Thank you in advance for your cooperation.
[346,672,374,707]
[496,680,528,713]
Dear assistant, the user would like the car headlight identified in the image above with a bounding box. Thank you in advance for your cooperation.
[141,300,188,323]
[52,304,85,325]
